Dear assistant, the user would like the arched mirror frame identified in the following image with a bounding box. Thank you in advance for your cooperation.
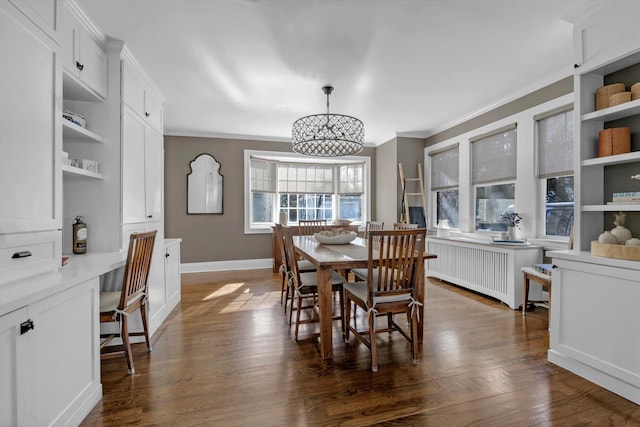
[187,153,223,214]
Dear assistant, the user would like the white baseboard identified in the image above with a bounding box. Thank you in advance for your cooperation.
[181,258,273,273]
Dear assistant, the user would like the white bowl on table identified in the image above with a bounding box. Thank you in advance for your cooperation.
[333,219,352,226]
[314,231,357,245]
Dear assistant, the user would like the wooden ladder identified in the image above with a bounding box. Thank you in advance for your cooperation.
[398,162,427,226]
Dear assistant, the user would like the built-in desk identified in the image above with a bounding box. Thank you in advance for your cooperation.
[0,238,181,426]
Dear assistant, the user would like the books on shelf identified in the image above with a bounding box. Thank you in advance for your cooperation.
[534,263,553,276]
[611,192,640,203]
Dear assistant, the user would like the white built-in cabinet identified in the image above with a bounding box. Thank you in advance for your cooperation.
[0,277,100,426]
[59,0,107,100]
[0,0,61,284]
[122,58,165,226]
[0,0,179,425]
[548,1,640,406]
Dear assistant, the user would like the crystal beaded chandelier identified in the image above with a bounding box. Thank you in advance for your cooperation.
[291,86,364,157]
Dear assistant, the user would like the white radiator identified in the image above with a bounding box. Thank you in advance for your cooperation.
[425,237,542,309]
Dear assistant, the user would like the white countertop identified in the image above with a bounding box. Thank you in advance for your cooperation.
[548,249,640,271]
[0,238,181,316]
[426,235,542,250]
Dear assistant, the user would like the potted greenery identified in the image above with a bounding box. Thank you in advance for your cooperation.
[500,211,522,240]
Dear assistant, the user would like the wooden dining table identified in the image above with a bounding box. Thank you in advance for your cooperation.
[292,234,437,359]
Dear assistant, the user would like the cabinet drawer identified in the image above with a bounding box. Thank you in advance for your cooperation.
[0,231,61,285]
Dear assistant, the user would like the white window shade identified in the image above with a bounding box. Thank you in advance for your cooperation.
[472,126,517,184]
[250,158,276,192]
[278,164,334,193]
[430,145,459,190]
[538,109,573,178]
[339,163,364,194]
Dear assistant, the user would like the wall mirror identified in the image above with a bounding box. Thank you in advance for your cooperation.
[188,154,223,214]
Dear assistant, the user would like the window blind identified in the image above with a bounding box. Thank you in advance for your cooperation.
[250,157,277,192]
[430,145,459,190]
[278,163,334,193]
[537,109,573,178]
[471,125,517,184]
[339,163,364,194]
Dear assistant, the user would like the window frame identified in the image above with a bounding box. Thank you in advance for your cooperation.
[244,150,371,234]
[429,144,460,229]
[534,105,574,239]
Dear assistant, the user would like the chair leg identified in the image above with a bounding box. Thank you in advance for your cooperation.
[294,292,303,340]
[411,311,419,366]
[344,294,351,342]
[280,272,286,305]
[338,288,345,338]
[140,302,152,352]
[288,286,295,326]
[369,311,378,373]
[120,315,135,375]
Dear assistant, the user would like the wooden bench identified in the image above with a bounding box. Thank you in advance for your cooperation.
[521,266,551,317]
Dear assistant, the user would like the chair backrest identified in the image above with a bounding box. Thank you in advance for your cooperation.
[281,226,301,288]
[393,222,419,230]
[364,221,384,239]
[366,228,426,305]
[298,219,327,235]
[119,230,157,310]
[274,223,289,274]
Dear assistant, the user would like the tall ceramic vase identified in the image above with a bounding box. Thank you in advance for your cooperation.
[507,226,517,240]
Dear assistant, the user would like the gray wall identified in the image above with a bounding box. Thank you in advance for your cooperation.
[425,76,573,146]
[164,135,376,263]
[375,137,397,227]
[397,137,427,225]
[603,63,640,235]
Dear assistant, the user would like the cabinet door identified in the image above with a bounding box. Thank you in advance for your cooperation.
[147,243,166,330]
[0,307,32,427]
[29,278,99,426]
[144,89,163,131]
[144,127,163,221]
[78,28,107,98]
[0,4,60,234]
[122,108,148,224]
[8,0,59,42]
[122,60,145,118]
[59,2,79,77]
[165,243,180,305]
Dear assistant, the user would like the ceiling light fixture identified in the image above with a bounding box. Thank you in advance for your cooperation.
[292,85,364,157]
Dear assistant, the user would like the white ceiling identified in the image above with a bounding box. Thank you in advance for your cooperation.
[77,0,590,145]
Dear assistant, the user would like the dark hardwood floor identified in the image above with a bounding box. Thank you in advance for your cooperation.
[81,269,640,426]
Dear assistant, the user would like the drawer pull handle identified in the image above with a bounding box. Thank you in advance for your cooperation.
[20,319,34,335]
[76,61,84,71]
[12,251,32,259]
[145,112,150,118]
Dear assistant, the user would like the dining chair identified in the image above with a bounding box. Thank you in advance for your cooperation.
[298,219,327,235]
[343,228,426,372]
[281,226,345,340]
[393,222,419,230]
[99,230,157,374]
[364,221,384,239]
[274,223,315,314]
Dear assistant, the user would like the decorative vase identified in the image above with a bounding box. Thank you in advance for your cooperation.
[611,226,632,244]
[507,226,517,240]
[598,231,618,244]
[278,212,287,226]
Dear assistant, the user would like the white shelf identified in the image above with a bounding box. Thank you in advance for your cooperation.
[62,120,105,143]
[581,98,640,122]
[62,165,104,180]
[582,151,640,167]
[582,204,640,212]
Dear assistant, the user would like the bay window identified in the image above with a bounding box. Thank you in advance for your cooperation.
[472,125,517,232]
[246,152,368,232]
[536,107,574,237]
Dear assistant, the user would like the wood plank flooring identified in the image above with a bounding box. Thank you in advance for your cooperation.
[81,269,640,426]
